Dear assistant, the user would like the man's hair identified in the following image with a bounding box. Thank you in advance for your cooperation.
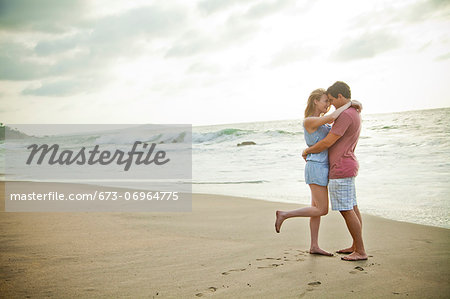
[326,81,351,99]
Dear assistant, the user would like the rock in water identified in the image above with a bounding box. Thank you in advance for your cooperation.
[237,141,256,146]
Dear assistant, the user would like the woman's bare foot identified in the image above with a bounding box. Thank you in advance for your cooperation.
[341,252,368,261]
[275,211,286,233]
[309,247,333,256]
[336,246,355,254]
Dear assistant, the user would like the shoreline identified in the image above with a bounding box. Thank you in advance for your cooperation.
[191,190,449,230]
[2,179,448,229]
[1,181,449,298]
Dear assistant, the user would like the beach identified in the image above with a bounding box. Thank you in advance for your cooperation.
[1,181,449,298]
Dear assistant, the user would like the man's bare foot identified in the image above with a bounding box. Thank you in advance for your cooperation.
[336,246,355,254]
[341,252,368,261]
[275,211,286,233]
[309,247,333,256]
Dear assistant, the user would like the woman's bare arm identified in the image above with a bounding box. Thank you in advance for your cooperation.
[303,101,352,133]
[351,100,363,112]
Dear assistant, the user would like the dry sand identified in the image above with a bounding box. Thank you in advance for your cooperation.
[0,181,449,298]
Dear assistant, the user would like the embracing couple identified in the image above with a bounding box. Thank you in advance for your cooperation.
[275,81,368,261]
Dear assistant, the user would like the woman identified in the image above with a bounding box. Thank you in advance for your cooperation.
[275,88,361,256]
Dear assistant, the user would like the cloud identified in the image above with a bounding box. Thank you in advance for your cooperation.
[0,54,49,80]
[165,31,212,58]
[0,0,86,32]
[244,0,295,19]
[331,31,401,61]
[220,14,259,44]
[435,52,450,61]
[88,6,185,48]
[417,41,433,52]
[21,77,100,96]
[268,43,315,68]
[165,15,258,58]
[352,0,450,29]
[34,34,84,56]
[401,0,450,23]
[0,4,187,97]
[0,42,46,80]
[197,0,254,15]
[197,0,298,18]
[186,62,220,74]
[33,5,186,57]
[174,0,302,58]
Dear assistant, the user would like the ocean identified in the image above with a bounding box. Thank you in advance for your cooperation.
[191,108,450,229]
[2,108,449,228]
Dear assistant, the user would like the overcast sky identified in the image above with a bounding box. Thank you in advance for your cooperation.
[1,0,449,126]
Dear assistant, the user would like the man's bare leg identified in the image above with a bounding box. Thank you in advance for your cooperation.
[339,209,367,261]
[336,205,362,254]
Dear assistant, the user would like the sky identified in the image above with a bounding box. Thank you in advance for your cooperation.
[1,0,450,126]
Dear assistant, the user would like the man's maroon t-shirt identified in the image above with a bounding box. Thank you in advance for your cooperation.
[329,107,361,179]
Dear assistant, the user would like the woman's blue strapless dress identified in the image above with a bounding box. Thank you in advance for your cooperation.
[303,124,330,186]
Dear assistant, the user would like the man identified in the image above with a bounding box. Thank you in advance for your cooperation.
[302,81,368,261]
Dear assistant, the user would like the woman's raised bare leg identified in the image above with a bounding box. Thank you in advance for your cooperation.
[275,184,332,255]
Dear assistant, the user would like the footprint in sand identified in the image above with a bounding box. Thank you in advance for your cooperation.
[195,286,217,297]
[221,268,247,275]
[304,281,322,293]
[298,278,323,296]
[282,249,309,261]
[255,249,309,269]
[294,250,309,257]
[223,250,307,276]
[257,263,284,269]
[256,257,282,261]
[349,266,368,274]
[308,281,321,286]
[254,256,286,269]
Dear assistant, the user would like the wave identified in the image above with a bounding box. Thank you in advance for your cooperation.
[192,128,301,144]
[369,125,406,131]
[192,128,253,143]
[0,125,30,140]
[2,123,305,146]
[262,129,301,136]
[59,128,254,145]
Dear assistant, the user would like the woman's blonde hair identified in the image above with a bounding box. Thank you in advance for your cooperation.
[304,88,326,118]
